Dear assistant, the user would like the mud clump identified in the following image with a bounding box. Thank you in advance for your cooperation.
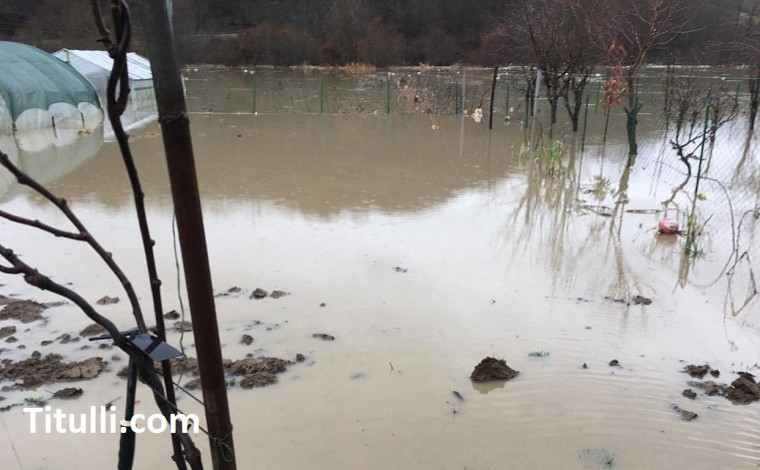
[0,296,47,323]
[0,352,106,389]
[0,326,16,340]
[682,389,697,400]
[470,357,519,382]
[683,364,711,379]
[270,290,289,299]
[250,288,268,299]
[79,323,107,337]
[672,404,698,421]
[241,334,254,345]
[227,357,292,389]
[726,373,760,405]
[687,372,760,405]
[53,387,83,400]
[312,333,335,341]
[609,359,621,367]
[96,296,119,305]
[164,310,181,320]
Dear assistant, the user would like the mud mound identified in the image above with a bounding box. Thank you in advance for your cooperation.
[0,352,106,389]
[470,357,519,382]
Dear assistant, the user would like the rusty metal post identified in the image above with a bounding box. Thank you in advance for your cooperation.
[138,1,236,469]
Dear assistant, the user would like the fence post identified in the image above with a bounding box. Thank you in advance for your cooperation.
[581,94,590,151]
[594,82,601,114]
[386,76,391,115]
[319,78,324,115]
[251,78,257,115]
[489,66,498,130]
[694,104,711,200]
[505,85,510,117]
[454,83,460,115]
[733,82,741,113]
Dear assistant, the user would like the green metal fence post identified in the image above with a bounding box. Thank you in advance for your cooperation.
[594,82,601,114]
[581,95,590,151]
[251,78,257,114]
[320,78,324,115]
[386,78,391,115]
[734,82,741,113]
[694,104,711,200]
[505,85,510,117]
[454,83,460,114]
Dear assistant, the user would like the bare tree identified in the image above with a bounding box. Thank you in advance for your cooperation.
[600,0,702,155]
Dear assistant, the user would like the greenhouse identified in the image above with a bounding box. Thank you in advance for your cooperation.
[54,49,157,135]
[0,41,103,147]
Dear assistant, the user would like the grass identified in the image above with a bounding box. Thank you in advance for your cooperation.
[24,396,46,406]
[528,351,550,357]
[341,62,377,74]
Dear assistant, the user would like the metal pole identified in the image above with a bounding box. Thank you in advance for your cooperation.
[139,2,236,469]
[505,85,510,117]
[386,76,391,115]
[454,83,460,114]
[251,78,257,115]
[581,95,590,151]
[489,66,498,130]
[693,104,711,200]
[319,78,324,115]
[594,82,601,114]
[462,70,467,114]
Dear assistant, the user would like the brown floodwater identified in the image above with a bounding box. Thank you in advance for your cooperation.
[0,106,759,469]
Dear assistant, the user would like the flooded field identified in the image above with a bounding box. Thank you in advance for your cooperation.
[1,68,759,469]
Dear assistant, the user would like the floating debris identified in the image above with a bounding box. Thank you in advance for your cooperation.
[312,333,335,341]
[96,296,119,305]
[164,310,181,320]
[241,334,254,345]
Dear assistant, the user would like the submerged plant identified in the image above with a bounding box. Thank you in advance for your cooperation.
[24,396,46,406]
[528,351,550,357]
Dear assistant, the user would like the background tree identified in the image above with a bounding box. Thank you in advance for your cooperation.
[599,0,703,155]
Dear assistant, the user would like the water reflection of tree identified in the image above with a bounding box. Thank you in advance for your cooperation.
[506,141,633,297]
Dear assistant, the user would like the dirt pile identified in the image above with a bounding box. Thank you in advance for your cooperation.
[687,371,760,405]
[0,295,48,323]
[470,357,519,382]
[0,352,106,389]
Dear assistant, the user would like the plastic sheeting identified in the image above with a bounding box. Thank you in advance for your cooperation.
[53,49,157,137]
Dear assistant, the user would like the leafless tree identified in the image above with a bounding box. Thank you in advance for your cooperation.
[600,0,703,155]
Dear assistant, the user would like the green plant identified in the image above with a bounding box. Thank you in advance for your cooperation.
[24,396,46,406]
[528,351,550,357]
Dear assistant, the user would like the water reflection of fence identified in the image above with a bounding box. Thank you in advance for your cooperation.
[183,66,760,320]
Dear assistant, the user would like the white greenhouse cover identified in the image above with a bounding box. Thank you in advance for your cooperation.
[54,49,158,137]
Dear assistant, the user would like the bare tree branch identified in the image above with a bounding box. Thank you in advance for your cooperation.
[0,151,147,331]
[0,209,86,240]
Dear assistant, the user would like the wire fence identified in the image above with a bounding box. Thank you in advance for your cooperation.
[183,65,760,321]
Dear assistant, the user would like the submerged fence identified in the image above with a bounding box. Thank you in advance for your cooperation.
[183,65,760,320]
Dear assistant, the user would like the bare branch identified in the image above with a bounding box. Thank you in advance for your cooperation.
[0,209,86,241]
[0,150,146,331]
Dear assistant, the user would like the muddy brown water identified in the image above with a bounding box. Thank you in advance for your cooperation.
[0,110,759,469]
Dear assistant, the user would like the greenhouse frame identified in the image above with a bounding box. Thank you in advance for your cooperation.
[53,48,157,134]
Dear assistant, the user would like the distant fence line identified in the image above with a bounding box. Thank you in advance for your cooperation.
[183,67,755,137]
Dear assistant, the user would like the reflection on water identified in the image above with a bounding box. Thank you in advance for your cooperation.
[0,125,103,200]
[0,114,759,469]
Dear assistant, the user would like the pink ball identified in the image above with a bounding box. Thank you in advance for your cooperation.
[658,217,679,234]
